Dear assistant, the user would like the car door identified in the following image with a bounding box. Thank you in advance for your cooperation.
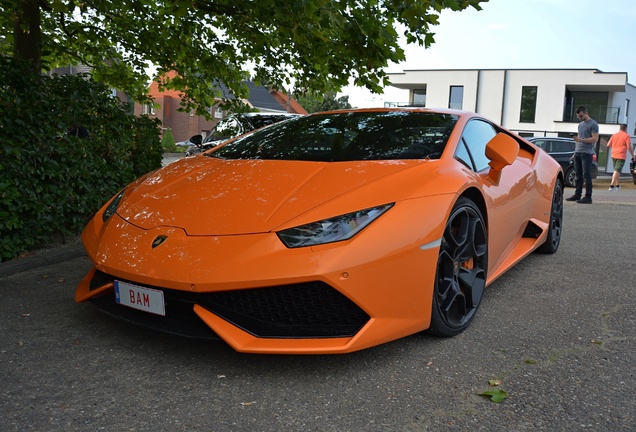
[454,119,536,274]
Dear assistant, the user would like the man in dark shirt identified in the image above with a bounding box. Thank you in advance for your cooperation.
[566,105,598,204]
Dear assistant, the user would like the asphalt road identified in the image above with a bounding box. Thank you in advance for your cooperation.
[1,188,635,431]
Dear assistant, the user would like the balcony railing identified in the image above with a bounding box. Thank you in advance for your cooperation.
[384,101,419,108]
[384,102,622,125]
[563,105,621,124]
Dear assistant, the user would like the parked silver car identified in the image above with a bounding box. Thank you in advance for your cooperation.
[185,113,299,156]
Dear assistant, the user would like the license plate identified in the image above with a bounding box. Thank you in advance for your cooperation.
[114,281,166,316]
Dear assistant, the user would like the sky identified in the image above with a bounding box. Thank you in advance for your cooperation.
[340,0,636,108]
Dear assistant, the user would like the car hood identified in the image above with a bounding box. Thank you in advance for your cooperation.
[116,156,435,235]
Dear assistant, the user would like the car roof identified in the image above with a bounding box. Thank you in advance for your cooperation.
[312,107,472,117]
[234,112,299,118]
[527,137,574,142]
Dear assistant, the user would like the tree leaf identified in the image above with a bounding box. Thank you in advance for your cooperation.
[477,388,508,403]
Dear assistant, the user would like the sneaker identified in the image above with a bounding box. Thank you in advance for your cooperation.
[616,185,621,190]
[566,195,581,202]
[576,197,592,204]
[609,186,616,191]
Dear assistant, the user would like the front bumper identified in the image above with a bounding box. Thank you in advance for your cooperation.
[76,197,451,354]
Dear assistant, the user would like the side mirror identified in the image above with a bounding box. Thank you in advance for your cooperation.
[485,132,519,184]
[189,134,203,145]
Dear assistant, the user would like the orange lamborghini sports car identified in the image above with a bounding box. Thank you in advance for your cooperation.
[76,108,563,354]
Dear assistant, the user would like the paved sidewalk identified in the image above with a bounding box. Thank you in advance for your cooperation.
[586,186,636,205]
[581,175,636,205]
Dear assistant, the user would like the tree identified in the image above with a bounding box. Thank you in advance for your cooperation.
[295,91,353,113]
[1,0,487,115]
[160,127,177,151]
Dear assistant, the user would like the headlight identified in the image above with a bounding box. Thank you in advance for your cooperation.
[102,189,126,222]
[277,203,394,248]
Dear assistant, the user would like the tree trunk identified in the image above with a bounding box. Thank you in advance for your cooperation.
[13,0,42,71]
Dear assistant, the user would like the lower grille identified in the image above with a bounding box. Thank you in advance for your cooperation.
[201,282,370,338]
[88,272,369,339]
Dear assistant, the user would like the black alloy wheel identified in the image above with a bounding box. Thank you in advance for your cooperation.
[565,167,576,188]
[429,197,488,337]
[537,178,563,254]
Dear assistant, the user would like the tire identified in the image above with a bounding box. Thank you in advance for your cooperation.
[565,167,575,188]
[429,197,488,337]
[537,178,563,254]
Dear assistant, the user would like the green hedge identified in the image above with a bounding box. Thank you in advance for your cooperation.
[0,58,163,262]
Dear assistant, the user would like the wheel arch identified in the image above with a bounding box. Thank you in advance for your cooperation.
[459,187,488,229]
[428,190,489,337]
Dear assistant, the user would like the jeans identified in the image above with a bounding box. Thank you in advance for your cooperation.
[573,152,593,197]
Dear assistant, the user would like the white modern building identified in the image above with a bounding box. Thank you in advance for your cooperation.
[387,68,636,173]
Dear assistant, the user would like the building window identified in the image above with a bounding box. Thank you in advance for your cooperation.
[412,88,427,106]
[520,86,537,123]
[449,86,464,110]
[214,107,223,119]
[141,104,155,115]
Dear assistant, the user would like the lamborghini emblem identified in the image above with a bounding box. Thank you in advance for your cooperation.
[152,235,168,248]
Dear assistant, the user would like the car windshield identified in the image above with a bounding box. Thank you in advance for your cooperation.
[208,111,457,161]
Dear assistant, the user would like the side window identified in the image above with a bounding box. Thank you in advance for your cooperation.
[551,141,574,152]
[551,141,565,152]
[213,117,241,139]
[454,139,473,169]
[456,119,497,172]
[544,141,554,152]
[532,139,547,151]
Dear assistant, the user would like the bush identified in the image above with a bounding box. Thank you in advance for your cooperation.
[0,58,163,262]
[161,127,177,152]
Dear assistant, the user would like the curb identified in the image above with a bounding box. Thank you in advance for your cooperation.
[0,244,87,278]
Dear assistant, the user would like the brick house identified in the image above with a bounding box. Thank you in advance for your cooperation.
[135,75,307,143]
